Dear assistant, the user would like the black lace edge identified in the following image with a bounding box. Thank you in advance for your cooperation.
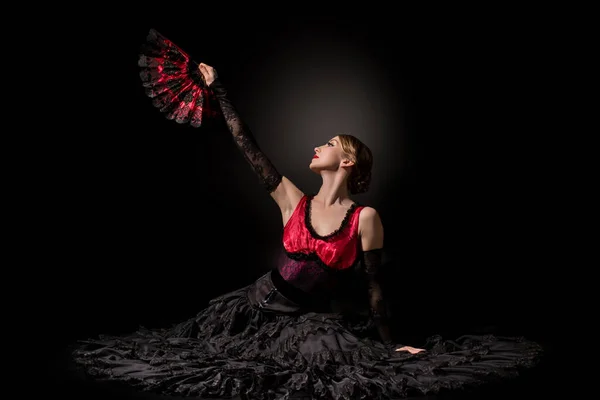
[304,195,362,240]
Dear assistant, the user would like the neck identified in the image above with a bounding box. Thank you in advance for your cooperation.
[314,170,351,207]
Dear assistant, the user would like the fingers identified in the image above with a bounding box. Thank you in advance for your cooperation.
[395,346,426,354]
[199,63,217,78]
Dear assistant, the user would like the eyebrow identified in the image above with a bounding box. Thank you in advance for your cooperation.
[329,139,338,144]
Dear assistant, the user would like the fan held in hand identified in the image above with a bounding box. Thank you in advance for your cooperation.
[138,28,218,127]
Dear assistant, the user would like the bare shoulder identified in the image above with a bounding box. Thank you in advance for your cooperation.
[358,206,384,250]
[359,206,382,225]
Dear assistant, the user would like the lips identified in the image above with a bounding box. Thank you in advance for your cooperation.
[313,155,319,159]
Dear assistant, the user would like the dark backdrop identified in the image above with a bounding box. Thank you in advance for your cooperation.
[33,10,567,362]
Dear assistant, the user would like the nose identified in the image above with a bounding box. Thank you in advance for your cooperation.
[314,147,320,154]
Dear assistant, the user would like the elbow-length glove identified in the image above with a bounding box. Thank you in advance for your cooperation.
[209,78,282,193]
[363,248,394,347]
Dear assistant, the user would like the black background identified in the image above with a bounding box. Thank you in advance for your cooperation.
[29,6,574,396]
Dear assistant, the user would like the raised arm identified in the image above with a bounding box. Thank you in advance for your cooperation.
[198,63,303,221]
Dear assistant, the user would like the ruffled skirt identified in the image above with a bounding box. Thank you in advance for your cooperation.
[70,270,543,399]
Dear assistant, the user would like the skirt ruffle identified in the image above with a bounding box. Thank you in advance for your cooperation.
[71,272,543,399]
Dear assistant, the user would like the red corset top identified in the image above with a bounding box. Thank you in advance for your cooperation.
[282,195,364,270]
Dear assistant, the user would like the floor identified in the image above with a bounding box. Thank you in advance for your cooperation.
[46,337,558,400]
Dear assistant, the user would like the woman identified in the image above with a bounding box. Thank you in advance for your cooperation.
[70,33,543,400]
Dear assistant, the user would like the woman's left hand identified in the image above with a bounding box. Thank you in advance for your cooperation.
[395,346,426,354]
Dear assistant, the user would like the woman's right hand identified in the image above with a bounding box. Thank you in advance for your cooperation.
[395,346,426,354]
[198,62,218,87]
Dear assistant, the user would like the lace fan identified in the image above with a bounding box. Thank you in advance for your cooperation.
[138,28,218,127]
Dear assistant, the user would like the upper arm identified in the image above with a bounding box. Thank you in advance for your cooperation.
[270,176,305,226]
[359,207,384,251]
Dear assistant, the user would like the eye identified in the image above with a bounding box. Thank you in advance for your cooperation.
[327,142,334,147]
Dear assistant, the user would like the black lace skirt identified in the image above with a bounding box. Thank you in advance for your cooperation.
[69,269,543,399]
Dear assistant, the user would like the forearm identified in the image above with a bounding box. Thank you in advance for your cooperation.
[209,78,282,192]
[363,248,393,344]
[368,279,393,344]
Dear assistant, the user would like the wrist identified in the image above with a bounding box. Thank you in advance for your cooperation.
[209,78,222,88]
[209,78,227,98]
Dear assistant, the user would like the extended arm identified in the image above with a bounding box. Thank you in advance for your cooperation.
[197,63,303,221]
[208,78,282,193]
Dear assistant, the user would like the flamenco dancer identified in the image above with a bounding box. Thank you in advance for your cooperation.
[70,29,544,399]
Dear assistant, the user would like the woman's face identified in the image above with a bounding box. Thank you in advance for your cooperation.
[309,136,351,172]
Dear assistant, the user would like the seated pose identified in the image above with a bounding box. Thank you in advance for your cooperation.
[70,29,543,400]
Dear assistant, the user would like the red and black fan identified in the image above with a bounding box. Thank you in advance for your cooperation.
[138,29,219,127]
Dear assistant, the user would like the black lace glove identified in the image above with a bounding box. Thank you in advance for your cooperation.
[208,78,282,193]
[363,248,394,346]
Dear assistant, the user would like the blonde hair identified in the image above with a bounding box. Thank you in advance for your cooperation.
[337,134,373,194]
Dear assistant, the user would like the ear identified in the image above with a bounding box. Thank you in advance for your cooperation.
[341,158,355,167]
